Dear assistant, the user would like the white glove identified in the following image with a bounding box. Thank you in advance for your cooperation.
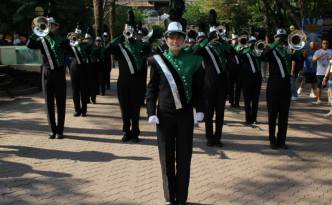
[194,112,204,124]
[148,115,160,124]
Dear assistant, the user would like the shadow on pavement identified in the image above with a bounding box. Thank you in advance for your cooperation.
[0,145,152,165]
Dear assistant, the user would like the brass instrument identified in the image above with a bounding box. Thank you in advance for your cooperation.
[67,32,82,47]
[142,29,154,43]
[123,24,135,40]
[254,40,266,56]
[238,34,249,49]
[217,25,227,37]
[32,16,50,37]
[288,30,307,50]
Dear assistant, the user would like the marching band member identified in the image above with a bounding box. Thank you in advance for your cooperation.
[146,19,205,205]
[261,28,291,149]
[27,17,68,139]
[103,9,151,143]
[239,36,262,125]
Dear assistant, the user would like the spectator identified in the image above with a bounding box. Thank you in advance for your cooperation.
[312,39,332,104]
[322,60,332,116]
[19,34,28,45]
[13,33,22,45]
[0,33,5,45]
[298,41,317,97]
[3,33,13,45]
[290,49,305,100]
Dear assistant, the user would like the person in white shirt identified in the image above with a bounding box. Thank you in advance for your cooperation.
[312,39,332,104]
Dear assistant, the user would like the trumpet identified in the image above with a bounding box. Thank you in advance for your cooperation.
[32,16,50,37]
[288,30,307,50]
[67,32,82,47]
[254,40,266,56]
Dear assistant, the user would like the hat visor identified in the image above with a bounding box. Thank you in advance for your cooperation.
[164,30,186,37]
[274,34,287,38]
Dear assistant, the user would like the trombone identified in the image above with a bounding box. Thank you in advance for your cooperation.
[288,30,307,50]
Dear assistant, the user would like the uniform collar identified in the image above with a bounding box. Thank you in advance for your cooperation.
[166,49,184,58]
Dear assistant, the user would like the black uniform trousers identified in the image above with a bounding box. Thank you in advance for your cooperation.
[105,57,112,89]
[156,107,194,204]
[98,61,108,95]
[228,65,242,106]
[69,60,88,115]
[266,78,291,146]
[205,74,228,142]
[87,62,99,102]
[43,67,66,135]
[117,77,141,136]
[242,75,262,123]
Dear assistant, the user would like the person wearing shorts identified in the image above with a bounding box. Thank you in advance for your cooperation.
[322,61,332,116]
[313,39,332,104]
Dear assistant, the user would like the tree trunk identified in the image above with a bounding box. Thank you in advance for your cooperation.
[261,0,273,42]
[93,0,103,36]
[109,0,116,38]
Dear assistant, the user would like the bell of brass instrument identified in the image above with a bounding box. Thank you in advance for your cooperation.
[254,40,266,56]
[142,29,154,43]
[238,35,249,48]
[123,24,135,40]
[288,30,307,50]
[67,32,82,47]
[217,25,226,37]
[32,16,50,37]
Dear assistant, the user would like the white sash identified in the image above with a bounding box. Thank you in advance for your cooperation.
[235,55,240,65]
[273,50,285,78]
[246,53,256,73]
[205,46,221,74]
[153,55,182,110]
[41,38,55,70]
[71,46,81,65]
[119,44,135,74]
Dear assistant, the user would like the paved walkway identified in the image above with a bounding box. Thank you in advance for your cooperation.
[0,70,331,205]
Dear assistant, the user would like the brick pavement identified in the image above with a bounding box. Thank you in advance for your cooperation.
[0,69,331,205]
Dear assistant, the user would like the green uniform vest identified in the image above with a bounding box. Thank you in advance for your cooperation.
[163,49,203,103]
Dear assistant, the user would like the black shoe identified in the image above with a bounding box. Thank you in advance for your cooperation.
[92,100,96,104]
[245,121,252,126]
[57,133,64,139]
[131,135,140,143]
[278,144,288,149]
[73,112,81,117]
[215,141,224,147]
[206,140,215,147]
[165,202,176,205]
[48,133,56,139]
[81,113,87,117]
[121,133,132,142]
[270,142,278,149]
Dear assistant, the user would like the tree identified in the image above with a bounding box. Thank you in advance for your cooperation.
[93,0,103,35]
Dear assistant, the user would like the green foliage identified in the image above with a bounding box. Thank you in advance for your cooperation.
[183,3,208,26]
[0,0,93,35]
[106,6,145,37]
